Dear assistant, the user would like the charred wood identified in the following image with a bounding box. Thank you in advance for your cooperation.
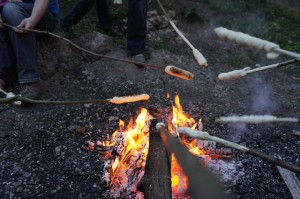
[138,119,172,199]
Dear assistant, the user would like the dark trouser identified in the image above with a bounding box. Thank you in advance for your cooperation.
[2,3,56,84]
[0,29,15,83]
[61,0,112,32]
[127,0,148,56]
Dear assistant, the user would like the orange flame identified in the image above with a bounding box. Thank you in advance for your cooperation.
[104,94,209,198]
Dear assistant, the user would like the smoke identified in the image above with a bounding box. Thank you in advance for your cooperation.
[227,76,279,142]
[249,77,279,115]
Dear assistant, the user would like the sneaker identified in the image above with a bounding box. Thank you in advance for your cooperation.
[20,82,42,100]
[0,79,5,89]
[131,54,145,68]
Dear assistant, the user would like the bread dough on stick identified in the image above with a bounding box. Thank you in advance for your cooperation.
[216,115,299,124]
[215,27,280,59]
[218,67,250,81]
[165,65,195,80]
[109,94,150,104]
[193,49,208,67]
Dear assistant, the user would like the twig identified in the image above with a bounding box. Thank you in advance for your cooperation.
[0,94,150,105]
[178,127,300,174]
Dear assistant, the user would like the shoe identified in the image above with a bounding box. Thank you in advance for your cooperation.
[131,54,145,68]
[20,82,42,100]
[0,79,5,89]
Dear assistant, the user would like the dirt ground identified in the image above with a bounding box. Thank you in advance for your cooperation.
[1,1,300,198]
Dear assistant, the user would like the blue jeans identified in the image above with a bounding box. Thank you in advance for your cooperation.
[1,2,56,84]
[127,0,148,56]
[61,0,112,32]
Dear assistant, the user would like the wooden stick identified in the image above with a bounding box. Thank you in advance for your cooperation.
[276,166,300,199]
[0,22,195,81]
[178,127,300,174]
[156,0,208,67]
[156,123,229,199]
[216,115,299,124]
[0,93,150,105]
[218,58,300,81]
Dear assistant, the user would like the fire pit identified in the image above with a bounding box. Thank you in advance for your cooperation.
[97,95,239,198]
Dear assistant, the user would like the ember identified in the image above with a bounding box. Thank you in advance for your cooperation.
[100,94,234,198]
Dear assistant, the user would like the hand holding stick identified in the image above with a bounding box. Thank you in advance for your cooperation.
[178,127,300,174]
[215,27,300,59]
[218,58,300,81]
[0,22,195,81]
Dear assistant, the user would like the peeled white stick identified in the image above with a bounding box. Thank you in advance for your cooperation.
[216,115,299,124]
[214,27,300,59]
[109,94,150,104]
[178,127,248,152]
[178,127,300,174]
[0,88,22,106]
[170,21,208,67]
[218,58,300,81]
[156,0,207,67]
[165,65,195,80]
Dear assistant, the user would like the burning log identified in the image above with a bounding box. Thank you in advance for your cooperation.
[216,115,299,124]
[218,59,300,81]
[178,127,300,174]
[215,27,300,59]
[138,119,172,199]
[156,0,208,67]
[193,140,232,159]
[156,123,229,199]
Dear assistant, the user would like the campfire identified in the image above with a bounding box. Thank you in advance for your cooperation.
[98,94,234,198]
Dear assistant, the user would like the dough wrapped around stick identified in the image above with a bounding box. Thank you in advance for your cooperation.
[214,27,280,59]
[165,65,195,80]
[216,115,299,124]
[218,58,300,81]
[109,94,150,104]
[218,67,250,81]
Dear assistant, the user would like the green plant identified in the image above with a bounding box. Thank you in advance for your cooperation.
[181,7,203,23]
[155,39,172,51]
[227,55,246,68]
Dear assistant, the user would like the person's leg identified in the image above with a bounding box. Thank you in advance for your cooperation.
[2,2,56,98]
[61,0,95,28]
[96,0,112,33]
[0,29,15,88]
[127,0,148,57]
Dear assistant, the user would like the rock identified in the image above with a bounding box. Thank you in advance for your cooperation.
[0,131,9,138]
